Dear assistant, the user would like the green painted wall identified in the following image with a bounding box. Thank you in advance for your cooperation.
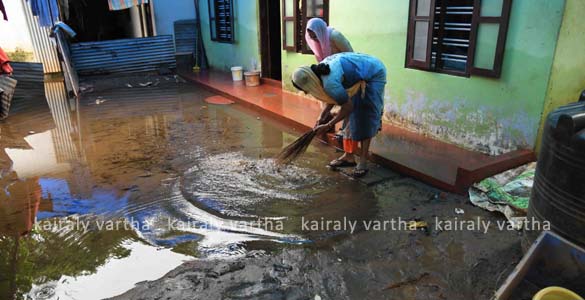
[281,0,566,155]
[200,0,261,71]
[537,0,585,151]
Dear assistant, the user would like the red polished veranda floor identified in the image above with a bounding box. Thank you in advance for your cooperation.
[178,70,535,194]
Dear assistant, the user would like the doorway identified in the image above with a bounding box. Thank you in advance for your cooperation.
[259,0,282,81]
[65,1,155,42]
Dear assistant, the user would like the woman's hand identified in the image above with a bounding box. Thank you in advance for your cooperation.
[314,100,353,136]
[316,113,330,126]
[314,123,333,136]
[316,104,335,126]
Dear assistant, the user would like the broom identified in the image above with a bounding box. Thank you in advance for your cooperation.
[275,82,365,164]
[277,113,336,164]
[276,130,318,165]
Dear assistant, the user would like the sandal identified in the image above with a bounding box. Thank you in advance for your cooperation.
[328,159,357,168]
[350,168,369,178]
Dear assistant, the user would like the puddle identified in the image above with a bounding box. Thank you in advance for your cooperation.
[181,152,330,218]
[25,238,191,300]
[0,79,379,299]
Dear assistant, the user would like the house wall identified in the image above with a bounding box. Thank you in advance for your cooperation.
[537,0,585,150]
[199,0,261,71]
[281,0,566,155]
[152,0,196,36]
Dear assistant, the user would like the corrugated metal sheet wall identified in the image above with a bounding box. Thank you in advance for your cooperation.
[174,19,197,54]
[20,0,61,74]
[70,36,177,75]
[0,76,18,119]
[9,62,46,113]
[9,62,44,83]
[45,81,80,163]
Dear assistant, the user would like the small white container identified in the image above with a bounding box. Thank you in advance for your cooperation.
[231,66,244,81]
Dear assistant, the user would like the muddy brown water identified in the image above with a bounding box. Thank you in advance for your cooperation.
[0,78,381,299]
[0,77,522,300]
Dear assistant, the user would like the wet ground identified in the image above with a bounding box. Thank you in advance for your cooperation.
[0,75,522,300]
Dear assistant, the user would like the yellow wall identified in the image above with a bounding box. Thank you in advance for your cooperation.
[537,0,585,151]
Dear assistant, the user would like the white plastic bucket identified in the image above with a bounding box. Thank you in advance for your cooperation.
[231,66,243,81]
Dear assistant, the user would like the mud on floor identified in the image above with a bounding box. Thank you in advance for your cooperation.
[0,75,523,300]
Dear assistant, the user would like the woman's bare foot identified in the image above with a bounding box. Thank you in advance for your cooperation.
[328,153,356,168]
[338,153,355,163]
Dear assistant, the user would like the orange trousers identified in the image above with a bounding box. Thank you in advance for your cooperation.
[343,139,359,154]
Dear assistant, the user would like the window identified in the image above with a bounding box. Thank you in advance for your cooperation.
[282,0,329,53]
[406,0,512,78]
[209,0,235,43]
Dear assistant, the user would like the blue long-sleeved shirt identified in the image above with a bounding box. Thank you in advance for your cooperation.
[320,53,387,105]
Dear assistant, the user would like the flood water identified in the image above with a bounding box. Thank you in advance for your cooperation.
[0,78,381,300]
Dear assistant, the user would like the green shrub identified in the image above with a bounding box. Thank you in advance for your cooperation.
[6,48,34,62]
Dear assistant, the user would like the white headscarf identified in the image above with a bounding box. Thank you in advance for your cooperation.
[292,66,366,104]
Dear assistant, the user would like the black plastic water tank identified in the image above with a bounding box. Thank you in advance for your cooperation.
[525,101,585,249]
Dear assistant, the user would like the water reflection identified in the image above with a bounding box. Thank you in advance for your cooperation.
[25,240,190,300]
[0,78,379,299]
[0,168,42,237]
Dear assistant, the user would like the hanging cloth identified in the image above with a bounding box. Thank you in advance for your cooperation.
[29,0,39,15]
[27,0,59,27]
[0,47,13,74]
[108,0,149,11]
[0,0,8,21]
[52,21,76,38]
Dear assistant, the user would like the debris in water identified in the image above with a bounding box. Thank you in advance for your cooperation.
[95,98,107,105]
[122,185,139,191]
[383,272,430,290]
[455,208,465,215]
[79,84,94,93]
[139,82,153,87]
[126,83,133,88]
[174,75,186,83]
[407,220,428,230]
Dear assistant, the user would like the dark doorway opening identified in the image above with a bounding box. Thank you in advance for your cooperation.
[64,2,155,42]
[259,0,282,81]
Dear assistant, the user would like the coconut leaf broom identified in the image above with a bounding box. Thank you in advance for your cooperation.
[276,130,318,165]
